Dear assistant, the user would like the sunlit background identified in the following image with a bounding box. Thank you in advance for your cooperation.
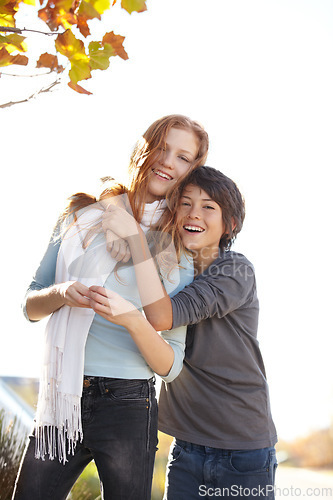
[1,0,333,443]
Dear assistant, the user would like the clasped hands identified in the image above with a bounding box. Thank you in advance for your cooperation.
[58,280,140,326]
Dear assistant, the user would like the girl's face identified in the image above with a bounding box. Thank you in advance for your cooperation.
[146,127,199,203]
[177,184,225,270]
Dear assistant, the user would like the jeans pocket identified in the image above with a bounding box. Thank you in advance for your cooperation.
[104,379,148,403]
[169,441,186,464]
[229,447,274,474]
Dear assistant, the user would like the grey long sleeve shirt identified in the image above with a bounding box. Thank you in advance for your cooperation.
[158,251,277,450]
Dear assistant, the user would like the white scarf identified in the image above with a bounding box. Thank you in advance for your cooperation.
[34,200,166,463]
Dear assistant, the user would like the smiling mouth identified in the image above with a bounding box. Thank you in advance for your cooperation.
[183,225,205,233]
[153,169,173,181]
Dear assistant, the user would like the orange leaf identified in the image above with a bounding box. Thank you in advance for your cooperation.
[76,15,90,37]
[36,52,64,73]
[38,0,75,31]
[68,80,92,94]
[0,46,28,66]
[102,31,128,60]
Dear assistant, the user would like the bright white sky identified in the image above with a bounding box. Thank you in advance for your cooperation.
[1,0,333,441]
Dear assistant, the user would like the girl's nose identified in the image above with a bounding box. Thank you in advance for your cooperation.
[160,151,174,169]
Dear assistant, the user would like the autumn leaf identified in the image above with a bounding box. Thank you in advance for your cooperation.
[0,46,28,66]
[0,0,147,100]
[121,0,146,15]
[0,0,18,27]
[102,31,128,60]
[0,33,27,53]
[68,80,92,94]
[68,55,91,83]
[55,29,85,59]
[89,40,111,70]
[36,52,64,72]
[56,29,91,83]
[38,0,75,31]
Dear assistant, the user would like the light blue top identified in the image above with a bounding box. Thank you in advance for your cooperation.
[23,218,193,383]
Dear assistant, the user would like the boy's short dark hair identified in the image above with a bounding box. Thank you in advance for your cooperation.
[180,166,245,250]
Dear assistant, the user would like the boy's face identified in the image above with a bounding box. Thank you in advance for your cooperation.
[177,184,225,263]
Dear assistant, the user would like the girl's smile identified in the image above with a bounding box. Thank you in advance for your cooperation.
[146,127,199,202]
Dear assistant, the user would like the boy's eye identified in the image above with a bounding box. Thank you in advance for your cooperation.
[204,205,215,210]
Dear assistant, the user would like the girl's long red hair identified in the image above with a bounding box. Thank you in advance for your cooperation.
[61,114,209,225]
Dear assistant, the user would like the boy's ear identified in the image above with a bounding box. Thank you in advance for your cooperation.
[231,217,237,232]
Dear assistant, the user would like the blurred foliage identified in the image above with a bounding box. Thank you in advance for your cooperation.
[0,409,26,500]
[152,432,173,500]
[277,424,333,469]
[68,461,101,500]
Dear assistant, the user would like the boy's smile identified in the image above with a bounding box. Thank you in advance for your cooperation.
[177,184,225,271]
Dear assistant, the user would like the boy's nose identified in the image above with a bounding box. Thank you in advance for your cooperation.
[187,208,200,219]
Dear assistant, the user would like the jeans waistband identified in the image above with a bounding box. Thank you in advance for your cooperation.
[82,375,155,393]
[176,439,232,457]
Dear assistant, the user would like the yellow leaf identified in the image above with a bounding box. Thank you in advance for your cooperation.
[121,0,146,14]
[55,29,86,60]
[69,55,91,83]
[0,33,27,53]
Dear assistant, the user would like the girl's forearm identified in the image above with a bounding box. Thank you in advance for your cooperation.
[25,285,65,321]
[125,314,174,377]
[126,230,173,331]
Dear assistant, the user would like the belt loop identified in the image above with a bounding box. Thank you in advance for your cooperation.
[98,377,106,394]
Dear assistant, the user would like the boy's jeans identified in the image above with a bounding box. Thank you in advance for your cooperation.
[163,439,277,500]
[12,376,158,500]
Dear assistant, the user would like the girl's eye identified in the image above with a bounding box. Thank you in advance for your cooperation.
[204,205,215,210]
[179,156,190,162]
[180,201,191,207]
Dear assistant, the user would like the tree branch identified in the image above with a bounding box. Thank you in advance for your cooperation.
[0,27,67,36]
[0,79,61,109]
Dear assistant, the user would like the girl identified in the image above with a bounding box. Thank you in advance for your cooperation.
[13,115,209,500]
[91,166,278,500]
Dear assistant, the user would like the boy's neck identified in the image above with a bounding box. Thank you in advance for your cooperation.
[193,248,221,275]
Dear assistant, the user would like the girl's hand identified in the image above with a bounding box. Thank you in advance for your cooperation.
[103,229,131,262]
[57,281,91,308]
[102,205,139,242]
[89,286,141,326]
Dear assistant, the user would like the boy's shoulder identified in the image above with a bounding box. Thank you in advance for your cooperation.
[200,251,256,285]
[212,250,255,270]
